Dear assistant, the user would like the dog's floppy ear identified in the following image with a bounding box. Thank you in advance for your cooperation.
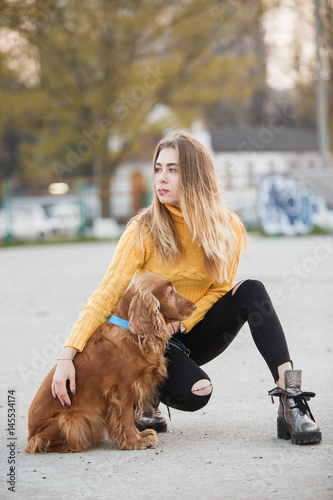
[128,289,170,354]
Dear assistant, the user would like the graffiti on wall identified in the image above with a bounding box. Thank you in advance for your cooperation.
[257,175,328,236]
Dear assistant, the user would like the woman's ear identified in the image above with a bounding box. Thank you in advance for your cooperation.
[128,289,170,353]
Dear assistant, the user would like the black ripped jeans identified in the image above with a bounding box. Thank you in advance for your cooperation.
[158,280,292,412]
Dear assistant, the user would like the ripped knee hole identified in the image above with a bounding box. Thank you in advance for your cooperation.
[191,379,213,396]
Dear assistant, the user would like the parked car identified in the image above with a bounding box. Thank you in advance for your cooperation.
[43,203,82,236]
[0,205,53,241]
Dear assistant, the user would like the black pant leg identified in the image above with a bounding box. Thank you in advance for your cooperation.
[175,280,291,382]
[158,344,212,412]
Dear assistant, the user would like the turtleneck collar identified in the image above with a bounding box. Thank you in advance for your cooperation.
[165,204,184,223]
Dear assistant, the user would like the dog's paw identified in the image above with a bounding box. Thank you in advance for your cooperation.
[119,429,158,450]
[138,429,158,449]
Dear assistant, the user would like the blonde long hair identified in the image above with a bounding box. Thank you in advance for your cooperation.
[130,131,247,283]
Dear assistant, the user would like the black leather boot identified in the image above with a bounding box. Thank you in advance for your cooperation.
[268,370,322,444]
[135,403,167,433]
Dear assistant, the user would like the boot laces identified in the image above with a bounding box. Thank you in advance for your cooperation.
[287,391,316,422]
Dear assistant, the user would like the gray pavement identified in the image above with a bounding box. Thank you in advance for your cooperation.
[1,234,333,499]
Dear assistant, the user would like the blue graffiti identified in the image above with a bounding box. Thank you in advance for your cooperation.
[257,175,326,235]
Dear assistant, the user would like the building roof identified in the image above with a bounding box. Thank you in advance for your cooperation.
[210,127,318,153]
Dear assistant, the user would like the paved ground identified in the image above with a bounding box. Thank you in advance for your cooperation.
[1,234,332,499]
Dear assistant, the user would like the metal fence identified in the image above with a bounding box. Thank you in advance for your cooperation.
[0,175,149,243]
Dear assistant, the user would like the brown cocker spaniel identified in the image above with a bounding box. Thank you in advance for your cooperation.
[24,273,196,452]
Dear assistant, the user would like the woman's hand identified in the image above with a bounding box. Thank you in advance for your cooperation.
[51,346,78,407]
[167,321,181,335]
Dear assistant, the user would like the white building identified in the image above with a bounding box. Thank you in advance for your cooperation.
[209,127,324,212]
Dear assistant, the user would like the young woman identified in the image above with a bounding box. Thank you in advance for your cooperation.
[52,131,321,445]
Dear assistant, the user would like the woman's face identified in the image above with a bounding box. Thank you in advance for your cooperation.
[154,147,181,209]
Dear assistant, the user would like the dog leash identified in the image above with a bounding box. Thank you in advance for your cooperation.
[168,338,190,357]
[109,315,191,357]
[165,338,190,423]
[166,339,191,421]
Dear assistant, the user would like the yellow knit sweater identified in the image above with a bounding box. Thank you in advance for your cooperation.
[64,205,244,351]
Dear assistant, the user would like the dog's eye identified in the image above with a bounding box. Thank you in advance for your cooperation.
[169,289,175,296]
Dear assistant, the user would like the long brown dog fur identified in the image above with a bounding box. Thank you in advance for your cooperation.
[24,273,196,452]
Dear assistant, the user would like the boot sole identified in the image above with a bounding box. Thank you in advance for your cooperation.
[135,421,168,433]
[277,417,322,444]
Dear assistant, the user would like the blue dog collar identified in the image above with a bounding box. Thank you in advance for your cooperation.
[108,315,130,331]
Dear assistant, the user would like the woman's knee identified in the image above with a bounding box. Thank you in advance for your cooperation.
[161,380,213,412]
[186,390,212,412]
[191,378,213,396]
[233,279,266,297]
[185,378,213,411]
[161,393,212,413]
[232,280,246,295]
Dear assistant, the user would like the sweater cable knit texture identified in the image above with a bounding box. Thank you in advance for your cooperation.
[65,205,244,352]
